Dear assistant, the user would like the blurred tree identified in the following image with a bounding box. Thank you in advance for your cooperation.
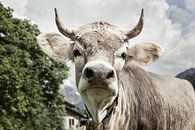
[0,2,67,130]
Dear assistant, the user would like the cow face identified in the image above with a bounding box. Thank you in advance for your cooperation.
[37,9,164,123]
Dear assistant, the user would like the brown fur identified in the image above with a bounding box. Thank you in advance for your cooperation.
[102,64,195,130]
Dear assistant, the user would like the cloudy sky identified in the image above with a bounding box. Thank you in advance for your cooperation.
[1,0,195,76]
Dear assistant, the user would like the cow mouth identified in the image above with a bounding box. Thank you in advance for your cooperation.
[83,85,116,96]
[79,77,118,96]
[87,86,109,90]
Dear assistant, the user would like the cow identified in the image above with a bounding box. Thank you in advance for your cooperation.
[37,8,195,130]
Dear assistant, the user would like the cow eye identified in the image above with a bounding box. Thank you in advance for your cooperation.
[73,49,81,57]
[120,52,126,59]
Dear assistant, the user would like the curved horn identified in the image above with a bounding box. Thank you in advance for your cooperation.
[125,9,144,41]
[54,8,74,38]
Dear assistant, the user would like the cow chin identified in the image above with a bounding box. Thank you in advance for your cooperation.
[78,79,118,123]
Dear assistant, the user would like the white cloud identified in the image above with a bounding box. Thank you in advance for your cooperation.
[185,0,195,11]
[0,0,28,19]
[167,5,190,26]
[149,0,195,75]
[1,0,195,76]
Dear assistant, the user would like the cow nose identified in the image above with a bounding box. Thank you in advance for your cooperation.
[85,68,94,78]
[106,70,114,79]
[84,67,115,80]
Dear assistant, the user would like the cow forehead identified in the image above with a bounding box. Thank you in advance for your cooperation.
[77,29,125,56]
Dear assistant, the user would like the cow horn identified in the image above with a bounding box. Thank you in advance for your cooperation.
[54,8,75,38]
[125,9,144,41]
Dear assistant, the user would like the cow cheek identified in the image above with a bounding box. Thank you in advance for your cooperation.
[74,56,85,86]
[114,57,125,71]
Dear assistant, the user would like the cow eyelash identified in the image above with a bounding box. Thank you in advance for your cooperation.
[73,49,82,57]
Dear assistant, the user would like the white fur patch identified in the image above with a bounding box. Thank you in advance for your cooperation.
[114,43,127,70]
[74,55,85,85]
[114,57,125,71]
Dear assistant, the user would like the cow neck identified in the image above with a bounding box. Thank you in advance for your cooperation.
[102,92,119,121]
[85,91,119,130]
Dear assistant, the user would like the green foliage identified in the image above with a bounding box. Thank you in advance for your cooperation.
[0,3,67,129]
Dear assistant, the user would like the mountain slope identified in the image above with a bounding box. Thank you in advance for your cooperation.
[176,68,195,89]
[59,79,85,110]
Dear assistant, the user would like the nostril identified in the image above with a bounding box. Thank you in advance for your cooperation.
[85,68,94,78]
[106,70,114,79]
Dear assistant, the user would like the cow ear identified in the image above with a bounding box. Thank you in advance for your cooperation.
[37,33,72,61]
[126,42,165,64]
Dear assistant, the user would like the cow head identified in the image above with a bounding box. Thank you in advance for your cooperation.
[37,9,164,123]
